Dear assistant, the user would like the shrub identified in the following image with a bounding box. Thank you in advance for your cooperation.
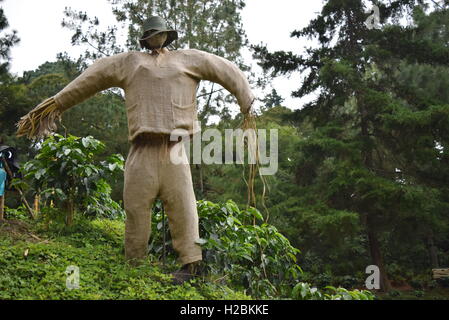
[151,199,302,298]
[149,199,376,300]
[291,282,375,300]
[21,134,124,225]
[197,200,302,298]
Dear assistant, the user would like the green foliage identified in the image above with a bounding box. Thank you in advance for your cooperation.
[198,200,302,298]
[0,1,20,72]
[21,134,125,222]
[148,199,176,265]
[3,205,29,221]
[150,199,302,298]
[84,179,125,220]
[252,0,449,292]
[0,203,374,300]
[291,282,375,300]
[0,218,249,300]
[2,0,448,299]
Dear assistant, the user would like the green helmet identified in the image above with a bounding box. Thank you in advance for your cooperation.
[139,16,178,49]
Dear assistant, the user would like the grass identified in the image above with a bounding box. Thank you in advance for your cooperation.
[0,217,250,300]
[2,215,446,300]
[376,288,449,300]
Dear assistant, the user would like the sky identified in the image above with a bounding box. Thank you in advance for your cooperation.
[2,0,324,110]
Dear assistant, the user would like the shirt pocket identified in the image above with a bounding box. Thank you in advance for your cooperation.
[172,100,196,130]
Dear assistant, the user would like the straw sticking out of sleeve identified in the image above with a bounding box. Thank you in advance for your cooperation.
[16,97,62,140]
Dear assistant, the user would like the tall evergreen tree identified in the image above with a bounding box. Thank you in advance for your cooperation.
[0,0,22,143]
[253,0,449,291]
[0,0,19,73]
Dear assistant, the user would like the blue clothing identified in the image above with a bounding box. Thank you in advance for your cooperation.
[0,167,6,196]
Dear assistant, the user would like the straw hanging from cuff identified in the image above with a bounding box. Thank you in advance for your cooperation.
[16,97,62,139]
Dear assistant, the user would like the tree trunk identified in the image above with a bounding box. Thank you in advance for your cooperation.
[427,231,439,268]
[358,91,392,292]
[367,227,392,292]
[0,195,4,220]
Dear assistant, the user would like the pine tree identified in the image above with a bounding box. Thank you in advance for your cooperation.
[253,0,449,291]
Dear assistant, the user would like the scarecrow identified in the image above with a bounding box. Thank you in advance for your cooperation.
[17,16,255,284]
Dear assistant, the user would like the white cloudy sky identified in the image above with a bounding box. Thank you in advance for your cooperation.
[2,0,324,110]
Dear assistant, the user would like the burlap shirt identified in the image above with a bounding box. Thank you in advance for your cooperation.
[54,48,255,141]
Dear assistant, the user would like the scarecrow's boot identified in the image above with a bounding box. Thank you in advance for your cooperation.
[171,262,201,285]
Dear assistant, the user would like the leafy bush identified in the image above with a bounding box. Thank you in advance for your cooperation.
[336,275,360,289]
[21,134,125,224]
[148,200,177,265]
[414,290,425,298]
[292,282,375,300]
[198,200,302,298]
[388,289,401,298]
[84,179,125,220]
[1,200,375,300]
[3,205,29,220]
[313,271,333,288]
[149,199,376,300]
[150,199,301,298]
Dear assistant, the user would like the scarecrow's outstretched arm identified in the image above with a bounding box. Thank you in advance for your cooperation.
[17,53,125,139]
[190,49,256,114]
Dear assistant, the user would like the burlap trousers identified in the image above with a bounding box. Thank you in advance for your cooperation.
[123,134,202,265]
